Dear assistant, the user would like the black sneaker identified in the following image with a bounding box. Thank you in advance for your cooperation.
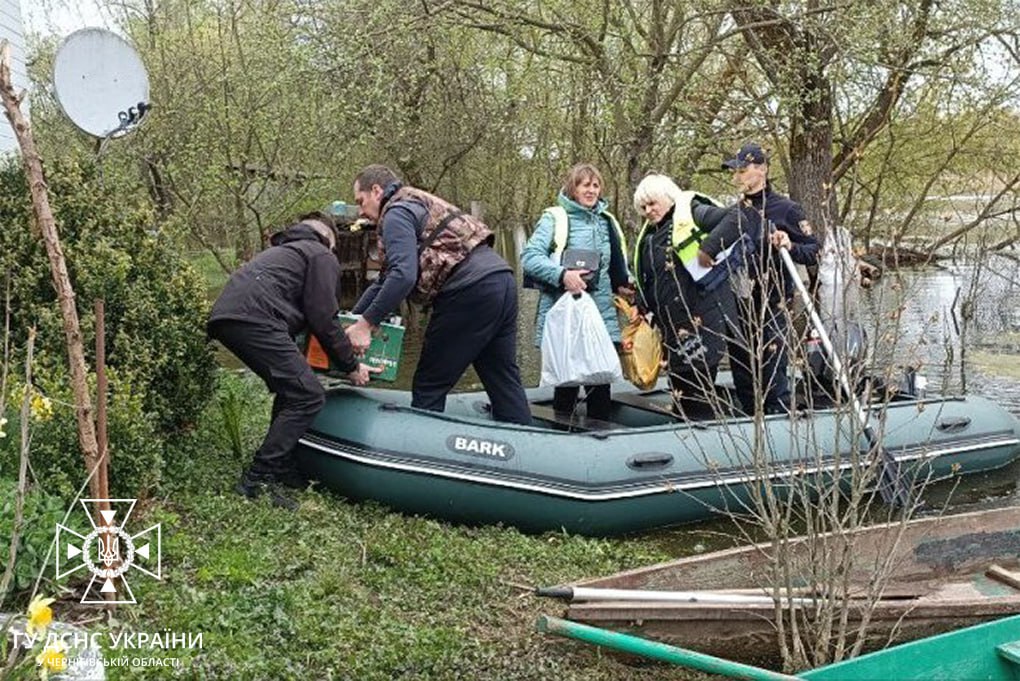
[273,468,311,490]
[235,471,299,511]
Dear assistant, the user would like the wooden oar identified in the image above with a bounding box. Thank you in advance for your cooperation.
[536,585,818,606]
[538,583,929,603]
[775,240,910,508]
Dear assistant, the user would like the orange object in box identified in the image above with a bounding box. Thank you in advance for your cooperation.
[299,314,404,381]
[304,336,331,370]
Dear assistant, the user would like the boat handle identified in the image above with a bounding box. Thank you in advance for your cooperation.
[936,416,971,433]
[627,453,674,470]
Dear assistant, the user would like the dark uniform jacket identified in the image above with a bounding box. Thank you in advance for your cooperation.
[699,185,819,304]
[208,223,358,372]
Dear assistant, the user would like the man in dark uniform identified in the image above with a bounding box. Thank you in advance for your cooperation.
[347,165,531,424]
[208,212,376,509]
[699,143,819,414]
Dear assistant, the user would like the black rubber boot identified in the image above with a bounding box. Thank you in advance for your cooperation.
[235,469,299,511]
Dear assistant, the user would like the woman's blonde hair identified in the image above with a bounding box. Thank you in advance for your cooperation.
[632,173,683,214]
[562,163,604,201]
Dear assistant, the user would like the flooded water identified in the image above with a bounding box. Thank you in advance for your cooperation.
[872,255,1020,414]
[383,252,1020,408]
[644,253,1020,553]
[868,255,1020,513]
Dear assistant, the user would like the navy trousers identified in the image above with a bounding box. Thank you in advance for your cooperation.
[208,320,325,476]
[728,300,791,415]
[413,270,532,425]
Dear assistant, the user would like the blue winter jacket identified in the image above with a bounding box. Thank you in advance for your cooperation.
[521,192,628,346]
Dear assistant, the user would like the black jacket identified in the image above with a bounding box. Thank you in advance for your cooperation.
[208,223,358,372]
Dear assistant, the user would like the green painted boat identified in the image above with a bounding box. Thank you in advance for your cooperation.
[537,612,1020,680]
[800,612,1020,680]
[557,504,1020,662]
[295,380,1020,536]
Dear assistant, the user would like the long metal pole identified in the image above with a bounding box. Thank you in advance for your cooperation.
[537,615,801,681]
[776,247,908,507]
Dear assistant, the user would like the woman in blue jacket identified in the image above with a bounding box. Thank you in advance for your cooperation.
[521,163,631,421]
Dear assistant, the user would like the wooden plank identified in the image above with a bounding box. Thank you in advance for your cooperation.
[986,564,1020,591]
[712,584,929,600]
[530,404,619,431]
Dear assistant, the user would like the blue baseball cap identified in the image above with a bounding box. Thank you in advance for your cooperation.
[722,143,768,170]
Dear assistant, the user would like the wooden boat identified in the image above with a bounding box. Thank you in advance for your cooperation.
[553,505,1020,662]
[538,611,1020,681]
[295,379,1020,536]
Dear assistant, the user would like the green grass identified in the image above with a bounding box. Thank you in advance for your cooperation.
[187,248,235,294]
[57,372,708,680]
[112,493,689,679]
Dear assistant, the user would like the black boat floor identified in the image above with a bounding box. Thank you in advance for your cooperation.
[529,404,620,432]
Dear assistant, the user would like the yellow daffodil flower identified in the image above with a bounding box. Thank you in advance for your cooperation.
[29,393,54,422]
[36,639,68,678]
[26,595,55,637]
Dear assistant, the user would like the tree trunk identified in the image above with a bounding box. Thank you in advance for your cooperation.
[787,76,836,245]
[0,42,103,500]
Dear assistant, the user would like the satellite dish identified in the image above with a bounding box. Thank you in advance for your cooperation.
[53,28,151,139]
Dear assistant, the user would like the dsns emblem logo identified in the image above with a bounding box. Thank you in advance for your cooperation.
[56,499,162,604]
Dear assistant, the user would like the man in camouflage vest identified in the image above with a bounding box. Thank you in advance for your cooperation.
[348,165,531,424]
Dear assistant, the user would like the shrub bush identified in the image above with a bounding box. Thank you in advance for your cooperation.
[0,155,216,497]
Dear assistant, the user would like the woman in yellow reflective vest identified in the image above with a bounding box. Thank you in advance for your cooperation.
[632,174,739,418]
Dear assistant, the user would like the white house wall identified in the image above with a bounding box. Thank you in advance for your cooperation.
[0,0,26,152]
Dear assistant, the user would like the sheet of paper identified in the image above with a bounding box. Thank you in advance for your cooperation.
[684,243,736,282]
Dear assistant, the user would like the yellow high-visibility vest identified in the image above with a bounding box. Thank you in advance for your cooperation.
[632,191,721,297]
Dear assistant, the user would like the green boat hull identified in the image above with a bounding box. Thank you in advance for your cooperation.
[296,382,1020,535]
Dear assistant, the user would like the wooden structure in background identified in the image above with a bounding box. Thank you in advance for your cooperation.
[333,217,380,310]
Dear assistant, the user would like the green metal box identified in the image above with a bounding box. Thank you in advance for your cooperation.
[302,314,405,382]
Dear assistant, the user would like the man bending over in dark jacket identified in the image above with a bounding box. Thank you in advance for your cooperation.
[208,212,377,509]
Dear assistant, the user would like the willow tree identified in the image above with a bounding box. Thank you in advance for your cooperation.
[27,0,365,266]
[726,0,1020,243]
[448,0,740,221]
[295,0,520,206]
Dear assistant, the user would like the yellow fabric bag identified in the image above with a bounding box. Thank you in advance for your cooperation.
[613,296,663,390]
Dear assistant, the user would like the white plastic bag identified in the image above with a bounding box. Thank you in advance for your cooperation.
[540,292,623,387]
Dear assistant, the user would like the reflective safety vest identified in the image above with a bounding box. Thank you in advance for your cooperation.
[543,205,628,264]
[632,190,720,297]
